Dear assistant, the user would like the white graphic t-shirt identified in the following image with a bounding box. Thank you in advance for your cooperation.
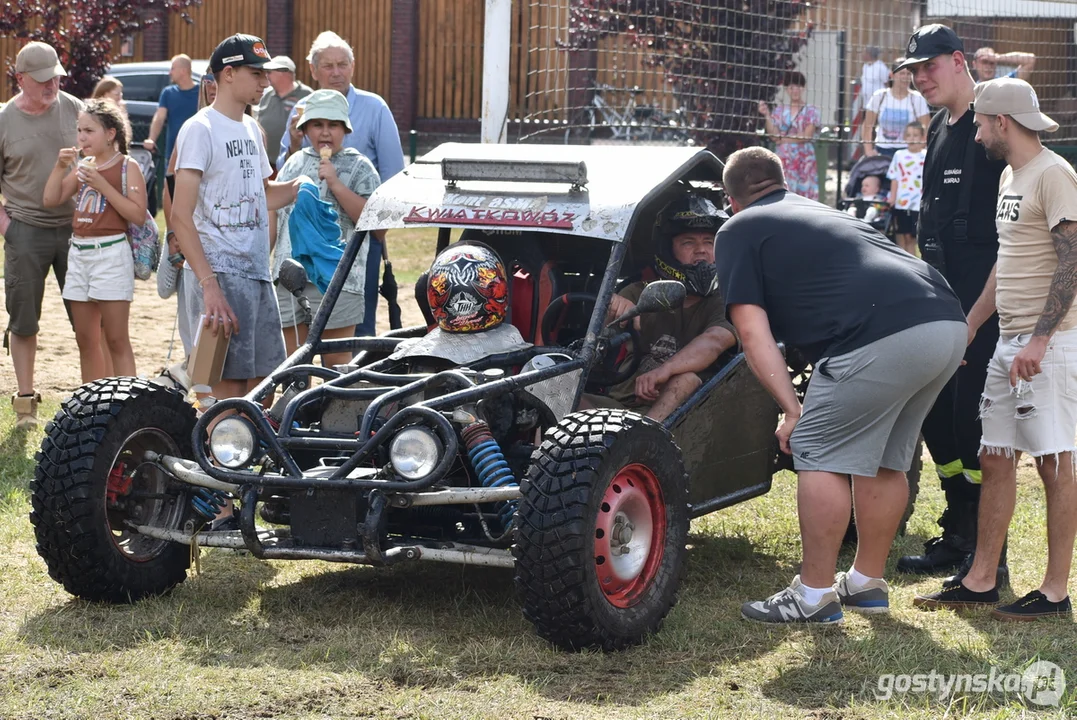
[886,148,926,211]
[867,89,930,150]
[175,107,273,281]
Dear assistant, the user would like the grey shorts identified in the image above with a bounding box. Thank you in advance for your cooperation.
[182,269,286,381]
[4,218,71,336]
[275,283,365,330]
[790,320,966,477]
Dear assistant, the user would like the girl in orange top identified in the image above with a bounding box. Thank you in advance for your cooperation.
[44,99,147,382]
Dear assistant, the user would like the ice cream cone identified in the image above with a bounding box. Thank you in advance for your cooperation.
[319,147,332,160]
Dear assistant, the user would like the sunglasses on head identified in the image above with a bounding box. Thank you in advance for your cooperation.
[202,73,216,84]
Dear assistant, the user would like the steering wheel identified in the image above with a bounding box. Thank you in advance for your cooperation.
[540,292,642,388]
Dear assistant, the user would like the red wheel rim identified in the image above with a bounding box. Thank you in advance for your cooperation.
[593,463,666,608]
[104,428,187,562]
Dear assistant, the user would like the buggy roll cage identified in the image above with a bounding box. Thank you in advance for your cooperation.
[191,145,727,490]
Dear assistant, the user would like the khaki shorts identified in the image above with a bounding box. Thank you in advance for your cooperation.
[4,218,71,336]
[979,328,1077,457]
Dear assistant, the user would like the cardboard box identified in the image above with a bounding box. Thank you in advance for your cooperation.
[188,314,231,388]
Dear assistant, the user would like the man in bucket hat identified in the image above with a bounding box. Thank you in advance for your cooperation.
[0,41,84,427]
[916,79,1077,620]
[892,25,1011,585]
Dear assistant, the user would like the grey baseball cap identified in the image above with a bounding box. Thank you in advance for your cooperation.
[972,78,1059,133]
[263,55,297,72]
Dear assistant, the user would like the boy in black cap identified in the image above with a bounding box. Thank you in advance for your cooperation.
[892,25,1010,587]
[171,34,309,402]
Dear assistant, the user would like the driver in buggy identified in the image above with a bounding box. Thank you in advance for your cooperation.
[581,196,739,422]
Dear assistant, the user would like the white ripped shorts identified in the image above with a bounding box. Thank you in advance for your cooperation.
[979,327,1077,458]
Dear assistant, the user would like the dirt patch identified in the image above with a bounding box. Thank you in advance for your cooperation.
[0,271,427,399]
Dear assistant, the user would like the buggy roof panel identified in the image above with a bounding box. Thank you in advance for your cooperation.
[355,142,724,243]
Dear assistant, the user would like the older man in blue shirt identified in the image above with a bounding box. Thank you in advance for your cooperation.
[279,31,405,335]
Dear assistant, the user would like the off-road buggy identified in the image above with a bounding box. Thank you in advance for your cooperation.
[31,143,918,651]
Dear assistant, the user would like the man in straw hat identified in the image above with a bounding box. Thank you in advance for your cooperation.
[0,41,84,427]
[915,78,1077,621]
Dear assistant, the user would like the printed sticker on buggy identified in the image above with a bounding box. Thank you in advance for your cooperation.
[403,205,576,229]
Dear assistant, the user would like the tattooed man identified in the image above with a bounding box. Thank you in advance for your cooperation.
[916,78,1077,620]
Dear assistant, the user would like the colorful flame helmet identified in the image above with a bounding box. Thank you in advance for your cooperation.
[427,243,509,333]
[653,195,727,297]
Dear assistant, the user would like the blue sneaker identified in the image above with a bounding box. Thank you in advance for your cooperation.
[835,571,890,614]
[741,576,844,624]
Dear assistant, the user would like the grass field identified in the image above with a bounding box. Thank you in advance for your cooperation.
[1,225,1075,718]
[1,397,1075,719]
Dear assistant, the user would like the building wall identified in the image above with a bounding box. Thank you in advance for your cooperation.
[168,0,267,63]
[3,1,1072,130]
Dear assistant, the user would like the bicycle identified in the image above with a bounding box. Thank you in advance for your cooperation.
[564,84,690,144]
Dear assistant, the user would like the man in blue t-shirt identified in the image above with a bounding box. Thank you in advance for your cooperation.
[716,146,967,625]
[144,54,200,164]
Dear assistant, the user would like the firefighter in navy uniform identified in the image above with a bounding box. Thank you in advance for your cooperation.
[892,25,1009,583]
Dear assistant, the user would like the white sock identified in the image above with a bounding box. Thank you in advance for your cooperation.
[798,582,832,606]
[847,567,879,589]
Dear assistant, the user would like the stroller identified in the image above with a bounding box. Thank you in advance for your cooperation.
[129,142,158,217]
[839,154,893,238]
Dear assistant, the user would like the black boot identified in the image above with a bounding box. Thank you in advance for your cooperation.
[897,535,971,574]
[944,539,1010,590]
[897,482,978,575]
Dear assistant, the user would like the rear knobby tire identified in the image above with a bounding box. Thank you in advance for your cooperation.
[31,377,198,603]
[514,409,689,651]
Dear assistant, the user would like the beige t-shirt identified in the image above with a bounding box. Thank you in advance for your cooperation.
[995,148,1077,335]
[0,92,83,229]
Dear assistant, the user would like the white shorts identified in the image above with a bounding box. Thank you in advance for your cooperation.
[979,328,1077,458]
[62,234,134,302]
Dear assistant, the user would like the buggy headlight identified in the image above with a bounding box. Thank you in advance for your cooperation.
[390,426,441,480]
[209,416,257,468]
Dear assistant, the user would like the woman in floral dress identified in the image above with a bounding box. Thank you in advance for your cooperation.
[757,72,821,200]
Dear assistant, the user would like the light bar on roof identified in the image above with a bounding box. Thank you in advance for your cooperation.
[441,158,588,186]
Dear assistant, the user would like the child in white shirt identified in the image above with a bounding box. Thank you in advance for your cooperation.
[886,122,927,255]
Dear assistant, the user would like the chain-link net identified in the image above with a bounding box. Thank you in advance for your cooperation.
[514,0,1077,160]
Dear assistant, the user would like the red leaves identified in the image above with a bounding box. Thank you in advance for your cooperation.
[564,0,813,159]
[3,0,202,97]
